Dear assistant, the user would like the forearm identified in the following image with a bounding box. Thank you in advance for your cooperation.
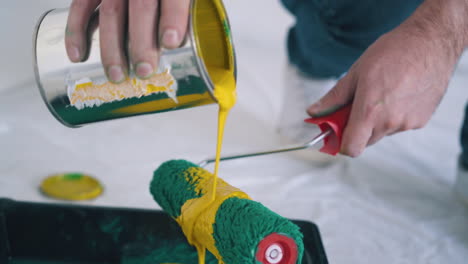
[402,0,468,57]
[404,0,468,53]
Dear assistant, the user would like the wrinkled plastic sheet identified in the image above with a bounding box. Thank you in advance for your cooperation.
[1,1,468,263]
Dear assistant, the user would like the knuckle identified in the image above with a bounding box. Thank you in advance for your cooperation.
[329,86,343,99]
[132,0,158,10]
[131,43,158,57]
[340,144,361,158]
[363,103,379,122]
[362,67,381,85]
[382,115,401,131]
[400,121,413,131]
[327,85,348,104]
[340,146,351,157]
[400,118,427,131]
[383,120,398,131]
[70,0,89,11]
[346,148,360,158]
[100,0,123,16]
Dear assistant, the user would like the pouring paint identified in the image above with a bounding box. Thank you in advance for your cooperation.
[178,0,238,262]
[33,0,293,262]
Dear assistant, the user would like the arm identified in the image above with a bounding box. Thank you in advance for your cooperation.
[406,0,468,58]
[308,0,468,157]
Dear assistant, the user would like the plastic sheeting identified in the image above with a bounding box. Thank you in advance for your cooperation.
[1,1,468,263]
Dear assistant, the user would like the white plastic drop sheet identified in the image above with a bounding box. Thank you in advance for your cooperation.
[1,1,468,263]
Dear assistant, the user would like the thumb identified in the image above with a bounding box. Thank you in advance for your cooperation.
[307,73,356,117]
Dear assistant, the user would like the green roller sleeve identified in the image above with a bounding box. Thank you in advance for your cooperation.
[150,160,304,264]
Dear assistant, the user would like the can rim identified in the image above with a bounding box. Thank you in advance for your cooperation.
[188,0,237,103]
[33,8,78,128]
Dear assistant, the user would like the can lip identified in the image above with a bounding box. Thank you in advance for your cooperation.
[33,9,79,128]
[188,1,215,103]
[188,0,237,104]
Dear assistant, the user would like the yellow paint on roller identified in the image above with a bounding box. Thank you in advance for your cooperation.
[176,167,250,264]
[69,69,176,108]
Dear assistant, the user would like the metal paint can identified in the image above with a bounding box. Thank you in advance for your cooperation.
[33,0,236,127]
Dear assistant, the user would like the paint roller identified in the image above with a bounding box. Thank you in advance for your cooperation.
[151,160,304,264]
[150,106,350,263]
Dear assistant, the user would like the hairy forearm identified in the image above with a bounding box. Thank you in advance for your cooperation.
[402,0,468,60]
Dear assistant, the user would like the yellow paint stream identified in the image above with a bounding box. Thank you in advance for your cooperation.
[175,68,237,264]
[175,0,237,261]
[65,1,236,262]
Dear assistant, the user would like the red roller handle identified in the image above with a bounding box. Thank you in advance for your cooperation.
[304,104,351,155]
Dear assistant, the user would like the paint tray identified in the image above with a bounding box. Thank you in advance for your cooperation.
[0,198,328,264]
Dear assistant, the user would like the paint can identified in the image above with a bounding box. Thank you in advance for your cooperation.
[33,0,236,127]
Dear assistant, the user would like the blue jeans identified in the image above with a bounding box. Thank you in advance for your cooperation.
[281,0,423,78]
[461,105,468,168]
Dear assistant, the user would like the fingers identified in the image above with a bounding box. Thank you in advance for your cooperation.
[340,101,375,157]
[129,0,160,79]
[367,118,402,146]
[67,0,190,81]
[66,0,102,62]
[99,0,128,83]
[367,129,385,146]
[159,0,190,49]
[307,73,355,117]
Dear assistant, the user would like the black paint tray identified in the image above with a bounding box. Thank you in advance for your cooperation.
[0,198,328,264]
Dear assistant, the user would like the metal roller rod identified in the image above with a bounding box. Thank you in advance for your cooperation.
[198,129,332,167]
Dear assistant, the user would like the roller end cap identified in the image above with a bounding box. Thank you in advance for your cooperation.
[256,233,298,264]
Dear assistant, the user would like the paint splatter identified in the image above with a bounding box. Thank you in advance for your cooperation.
[99,216,124,243]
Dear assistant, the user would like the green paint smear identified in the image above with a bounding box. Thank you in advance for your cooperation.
[150,160,201,218]
[223,20,231,39]
[99,216,124,243]
[65,25,73,37]
[63,173,84,181]
[122,241,217,264]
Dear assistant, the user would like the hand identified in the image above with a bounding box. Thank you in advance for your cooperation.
[307,4,466,157]
[64,0,190,83]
